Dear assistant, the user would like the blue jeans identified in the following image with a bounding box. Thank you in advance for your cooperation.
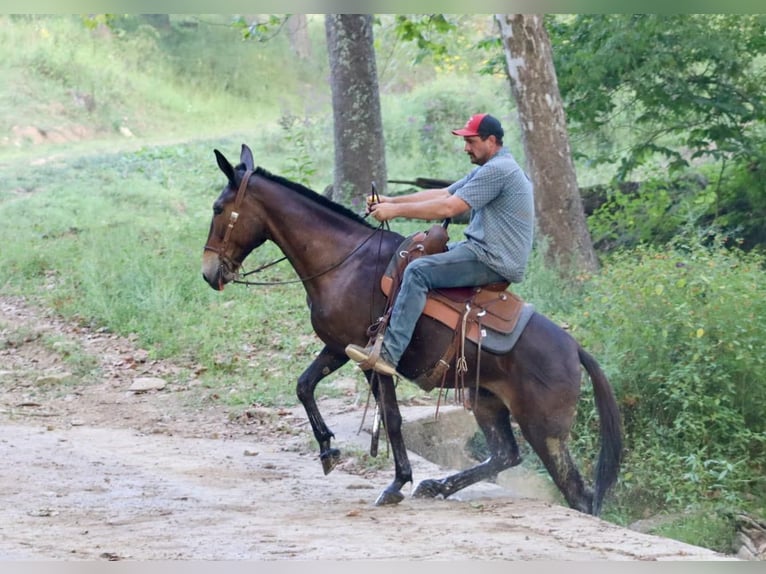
[382,242,506,366]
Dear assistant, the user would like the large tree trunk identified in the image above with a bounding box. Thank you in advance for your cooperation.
[325,14,387,206]
[495,14,598,274]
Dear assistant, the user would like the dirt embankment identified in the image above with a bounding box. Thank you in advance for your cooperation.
[0,296,736,561]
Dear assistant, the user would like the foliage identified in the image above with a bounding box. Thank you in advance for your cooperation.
[276,113,320,186]
[232,14,288,42]
[649,507,738,554]
[571,235,766,515]
[547,14,766,179]
[700,145,766,252]
[587,171,713,251]
[586,147,766,255]
[392,14,457,63]
[3,14,766,553]
[382,74,520,180]
[376,15,502,85]
[0,14,325,155]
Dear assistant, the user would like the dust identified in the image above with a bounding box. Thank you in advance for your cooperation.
[0,296,736,560]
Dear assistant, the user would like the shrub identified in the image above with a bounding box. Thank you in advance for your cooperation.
[572,231,766,511]
[699,148,766,252]
[587,171,713,251]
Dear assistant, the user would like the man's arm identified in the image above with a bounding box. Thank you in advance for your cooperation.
[369,193,469,222]
[374,187,450,204]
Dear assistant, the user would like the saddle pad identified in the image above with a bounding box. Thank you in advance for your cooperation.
[380,275,527,345]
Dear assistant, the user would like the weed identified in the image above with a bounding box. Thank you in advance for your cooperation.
[2,15,765,555]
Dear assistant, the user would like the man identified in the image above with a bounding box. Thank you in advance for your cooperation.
[345,113,535,376]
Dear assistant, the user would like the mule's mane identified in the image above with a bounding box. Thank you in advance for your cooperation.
[240,164,374,228]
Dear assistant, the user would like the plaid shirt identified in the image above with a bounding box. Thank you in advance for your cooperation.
[448,147,534,282]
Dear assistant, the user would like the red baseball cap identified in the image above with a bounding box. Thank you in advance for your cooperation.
[451,113,504,139]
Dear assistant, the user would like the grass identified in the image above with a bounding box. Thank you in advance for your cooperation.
[649,507,737,554]
[0,139,438,409]
[2,140,762,552]
[2,14,764,555]
[40,334,101,381]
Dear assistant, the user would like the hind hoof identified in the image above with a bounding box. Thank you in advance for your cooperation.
[412,479,443,499]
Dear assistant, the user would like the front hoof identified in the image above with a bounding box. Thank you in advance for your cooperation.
[375,488,405,506]
[412,479,443,499]
[320,448,341,475]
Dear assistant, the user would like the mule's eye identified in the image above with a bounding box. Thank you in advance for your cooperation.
[213,204,223,215]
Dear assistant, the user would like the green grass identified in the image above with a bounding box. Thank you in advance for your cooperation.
[2,14,765,555]
[0,138,443,408]
[40,334,101,381]
[649,506,737,554]
[0,15,318,166]
[3,140,764,552]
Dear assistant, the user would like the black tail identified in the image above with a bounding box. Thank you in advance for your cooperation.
[579,347,622,515]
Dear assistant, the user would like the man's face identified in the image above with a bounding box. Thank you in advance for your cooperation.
[462,135,495,165]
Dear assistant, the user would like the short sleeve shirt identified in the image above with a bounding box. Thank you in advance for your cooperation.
[447,147,534,282]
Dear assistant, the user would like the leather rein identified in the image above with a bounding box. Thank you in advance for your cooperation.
[204,169,386,287]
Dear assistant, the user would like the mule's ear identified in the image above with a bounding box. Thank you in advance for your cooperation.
[240,144,255,171]
[214,149,236,187]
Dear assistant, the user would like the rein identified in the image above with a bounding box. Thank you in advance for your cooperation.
[205,172,388,287]
[232,223,385,287]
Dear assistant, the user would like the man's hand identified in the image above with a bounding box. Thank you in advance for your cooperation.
[366,194,390,213]
[368,201,397,222]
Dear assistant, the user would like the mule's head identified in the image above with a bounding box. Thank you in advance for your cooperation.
[202,144,269,290]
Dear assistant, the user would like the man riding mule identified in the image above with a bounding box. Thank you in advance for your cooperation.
[202,137,621,515]
[346,113,534,378]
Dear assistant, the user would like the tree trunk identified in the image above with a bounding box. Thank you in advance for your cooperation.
[286,14,311,60]
[495,14,599,274]
[325,14,387,207]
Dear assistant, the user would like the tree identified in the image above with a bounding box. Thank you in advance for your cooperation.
[547,14,766,178]
[325,14,387,206]
[286,14,311,60]
[495,14,598,274]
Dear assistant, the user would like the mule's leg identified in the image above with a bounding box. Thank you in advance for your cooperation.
[369,372,413,506]
[413,387,522,499]
[508,369,594,512]
[507,316,598,514]
[296,345,349,475]
[514,414,594,514]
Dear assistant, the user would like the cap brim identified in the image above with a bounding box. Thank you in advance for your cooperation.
[451,128,479,136]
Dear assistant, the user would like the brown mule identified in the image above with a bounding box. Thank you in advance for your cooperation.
[202,144,622,515]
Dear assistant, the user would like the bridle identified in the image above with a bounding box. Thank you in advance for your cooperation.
[203,168,253,262]
[204,170,387,287]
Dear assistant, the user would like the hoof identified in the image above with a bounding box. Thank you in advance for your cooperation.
[412,479,443,499]
[374,489,405,506]
[320,448,341,475]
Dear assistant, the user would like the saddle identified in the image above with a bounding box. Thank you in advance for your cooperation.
[380,275,525,344]
[377,224,526,343]
[368,225,529,395]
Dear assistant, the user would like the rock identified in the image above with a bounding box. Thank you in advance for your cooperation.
[733,512,766,560]
[35,372,73,385]
[129,377,167,393]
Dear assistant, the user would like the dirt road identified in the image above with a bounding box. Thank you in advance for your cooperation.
[0,296,735,560]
